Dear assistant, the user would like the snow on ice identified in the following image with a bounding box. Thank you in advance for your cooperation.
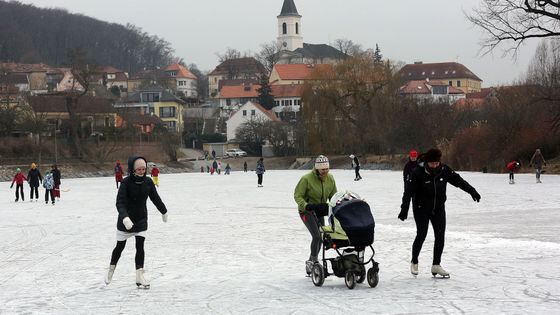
[1,169,559,314]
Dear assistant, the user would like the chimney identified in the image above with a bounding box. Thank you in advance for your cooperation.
[414,61,423,65]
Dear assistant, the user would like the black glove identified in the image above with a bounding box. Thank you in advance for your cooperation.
[398,208,408,221]
[305,203,329,216]
[10,184,14,189]
[471,190,481,202]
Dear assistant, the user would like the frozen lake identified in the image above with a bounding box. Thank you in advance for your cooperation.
[1,169,559,314]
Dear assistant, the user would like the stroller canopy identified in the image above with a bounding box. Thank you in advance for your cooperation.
[331,192,375,247]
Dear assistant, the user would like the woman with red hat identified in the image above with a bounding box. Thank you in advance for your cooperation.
[403,150,418,188]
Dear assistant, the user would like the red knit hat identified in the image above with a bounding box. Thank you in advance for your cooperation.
[409,150,418,158]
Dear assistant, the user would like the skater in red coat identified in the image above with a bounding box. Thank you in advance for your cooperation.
[114,160,124,188]
[10,168,27,202]
[506,160,521,184]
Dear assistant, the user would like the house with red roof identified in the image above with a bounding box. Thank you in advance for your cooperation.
[269,63,331,85]
[399,62,483,94]
[164,63,198,98]
[208,57,265,99]
[226,101,280,141]
[399,78,465,105]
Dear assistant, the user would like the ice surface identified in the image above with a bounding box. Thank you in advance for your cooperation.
[1,170,559,314]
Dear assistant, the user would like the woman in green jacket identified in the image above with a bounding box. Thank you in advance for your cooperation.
[294,155,337,275]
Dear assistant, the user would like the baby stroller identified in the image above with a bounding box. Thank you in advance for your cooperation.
[310,191,379,289]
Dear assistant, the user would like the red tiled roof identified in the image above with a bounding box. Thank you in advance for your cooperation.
[164,63,197,80]
[273,64,332,80]
[466,87,495,99]
[220,84,259,98]
[400,62,482,82]
[399,80,431,94]
[270,84,303,97]
[108,72,128,81]
[218,79,258,91]
[448,86,464,94]
[97,66,123,74]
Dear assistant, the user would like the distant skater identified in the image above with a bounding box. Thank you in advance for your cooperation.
[43,170,55,205]
[114,160,124,188]
[256,158,265,187]
[529,149,546,183]
[11,168,27,202]
[349,154,362,181]
[150,164,160,187]
[51,164,61,200]
[27,163,42,202]
[506,160,520,184]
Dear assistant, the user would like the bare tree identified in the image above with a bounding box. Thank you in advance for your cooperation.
[216,47,242,63]
[255,41,282,74]
[467,0,560,55]
[332,38,363,57]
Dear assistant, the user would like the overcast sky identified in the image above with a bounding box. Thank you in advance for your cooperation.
[18,0,540,86]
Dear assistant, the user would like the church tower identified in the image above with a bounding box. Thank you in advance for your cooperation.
[277,0,303,51]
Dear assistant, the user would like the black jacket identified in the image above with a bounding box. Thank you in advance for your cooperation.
[402,159,418,183]
[51,168,61,185]
[401,164,477,215]
[353,156,360,168]
[115,156,167,232]
[27,168,42,187]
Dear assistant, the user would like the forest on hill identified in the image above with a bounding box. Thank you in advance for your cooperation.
[0,1,176,72]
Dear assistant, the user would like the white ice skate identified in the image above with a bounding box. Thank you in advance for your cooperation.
[136,268,150,289]
[410,263,419,276]
[305,260,317,276]
[104,265,116,285]
[431,265,450,278]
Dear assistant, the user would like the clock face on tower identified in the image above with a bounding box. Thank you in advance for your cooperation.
[283,41,287,47]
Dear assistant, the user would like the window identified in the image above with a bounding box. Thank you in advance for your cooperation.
[448,81,452,86]
[159,106,176,118]
[142,92,160,102]
[243,110,247,116]
[456,80,461,87]
[251,110,255,116]
[169,71,177,77]
[282,23,287,34]
[296,22,299,34]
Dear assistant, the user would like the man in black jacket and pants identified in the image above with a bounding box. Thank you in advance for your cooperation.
[399,148,481,278]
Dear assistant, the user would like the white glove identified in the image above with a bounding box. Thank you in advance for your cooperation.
[162,213,168,223]
[123,217,134,230]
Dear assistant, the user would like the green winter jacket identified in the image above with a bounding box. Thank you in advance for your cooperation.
[294,169,337,213]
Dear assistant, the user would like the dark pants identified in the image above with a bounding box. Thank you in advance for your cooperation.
[45,189,54,204]
[536,168,542,179]
[354,166,362,180]
[257,174,263,185]
[15,184,24,201]
[110,236,145,269]
[54,184,60,198]
[509,171,514,181]
[412,208,446,265]
[30,186,39,199]
[301,213,324,261]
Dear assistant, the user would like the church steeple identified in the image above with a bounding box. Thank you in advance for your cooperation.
[279,0,300,17]
[277,0,303,51]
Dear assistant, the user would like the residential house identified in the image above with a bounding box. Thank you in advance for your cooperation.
[399,79,465,105]
[208,57,266,98]
[453,87,497,109]
[0,62,50,94]
[270,84,303,120]
[399,62,483,93]
[114,86,186,132]
[164,63,198,99]
[28,95,116,135]
[226,101,281,141]
[98,66,129,93]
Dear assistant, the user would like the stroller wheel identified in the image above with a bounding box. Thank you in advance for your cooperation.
[345,271,356,289]
[311,263,324,287]
[356,267,366,284]
[367,268,379,288]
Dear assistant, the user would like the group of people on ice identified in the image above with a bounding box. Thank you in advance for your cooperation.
[505,148,547,184]
[295,149,480,280]
[10,163,61,204]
